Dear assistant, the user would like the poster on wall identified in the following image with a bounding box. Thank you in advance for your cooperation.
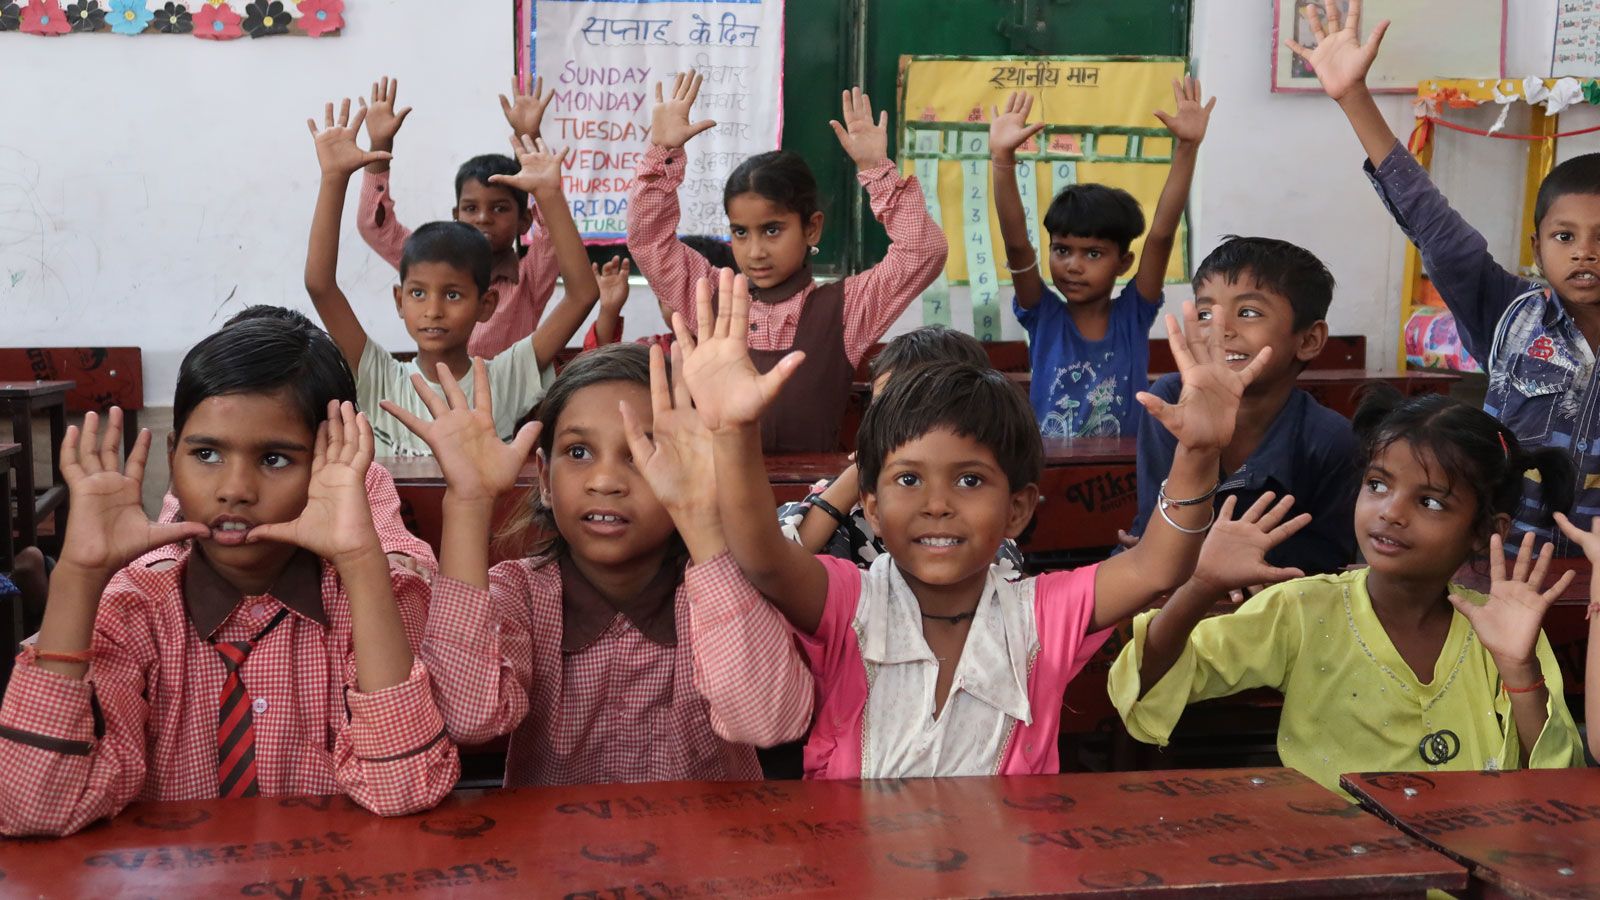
[1270,0,1504,93]
[1554,0,1600,77]
[0,0,343,38]
[521,0,785,241]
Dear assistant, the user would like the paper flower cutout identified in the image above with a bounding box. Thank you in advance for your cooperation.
[295,0,339,37]
[107,0,151,33]
[65,0,105,30]
[241,0,286,37]
[1546,77,1585,115]
[150,1,190,32]
[1584,80,1600,107]
[0,2,21,30]
[22,0,70,33]
[192,0,239,38]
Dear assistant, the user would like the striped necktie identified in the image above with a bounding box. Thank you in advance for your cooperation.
[215,608,290,799]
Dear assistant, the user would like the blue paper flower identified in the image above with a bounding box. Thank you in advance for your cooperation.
[106,0,151,34]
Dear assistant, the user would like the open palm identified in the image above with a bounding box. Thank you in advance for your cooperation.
[623,342,715,514]
[500,74,555,140]
[380,360,539,504]
[675,269,805,432]
[830,87,890,169]
[247,401,381,567]
[1137,301,1270,452]
[1191,494,1310,597]
[651,71,717,149]
[308,98,390,177]
[990,90,1046,157]
[490,133,569,196]
[1284,0,1390,102]
[1450,532,1571,667]
[1153,76,1216,144]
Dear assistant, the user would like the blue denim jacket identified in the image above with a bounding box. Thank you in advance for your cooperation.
[1367,142,1596,554]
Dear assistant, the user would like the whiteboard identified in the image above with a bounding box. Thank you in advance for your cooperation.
[1271,0,1506,93]
[1554,0,1600,77]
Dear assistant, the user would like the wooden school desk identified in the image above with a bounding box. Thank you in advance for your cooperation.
[1343,769,1600,899]
[0,380,73,552]
[0,768,1464,898]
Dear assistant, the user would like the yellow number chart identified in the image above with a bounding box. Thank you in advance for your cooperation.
[897,56,1190,340]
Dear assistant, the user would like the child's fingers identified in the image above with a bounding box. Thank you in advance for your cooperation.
[1162,312,1198,373]
[692,277,714,344]
[1257,492,1299,529]
[758,351,807,398]
[306,117,319,137]
[619,399,652,463]
[1270,512,1314,543]
[1260,565,1306,585]
[647,342,672,419]
[509,421,541,462]
[1366,18,1390,51]
[1236,346,1275,390]
[1511,531,1536,584]
[401,371,447,419]
[1488,533,1507,585]
[655,80,665,104]
[472,357,493,420]
[311,418,329,473]
[1544,569,1577,606]
[1233,491,1274,523]
[669,341,693,412]
[1215,493,1240,523]
[338,97,351,127]
[1204,96,1218,114]
[99,406,123,473]
[876,110,888,132]
[435,361,471,411]
[1554,511,1583,541]
[1023,122,1047,141]
[77,411,101,475]
[324,101,334,128]
[124,428,153,485]
[1134,391,1170,422]
[370,79,380,103]
[60,424,82,481]
[1341,0,1359,32]
[325,401,349,465]
[671,311,697,355]
[725,270,749,337]
[499,93,513,118]
[378,398,434,439]
[349,105,368,136]
[1528,538,1555,591]
[352,411,374,471]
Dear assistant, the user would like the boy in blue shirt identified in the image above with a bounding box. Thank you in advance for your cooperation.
[1291,0,1600,553]
[1126,237,1359,578]
[989,82,1213,437]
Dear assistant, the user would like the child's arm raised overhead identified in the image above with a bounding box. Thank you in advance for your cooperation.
[833,88,950,366]
[1088,302,1274,631]
[679,270,831,633]
[1286,1,1395,167]
[497,74,562,324]
[489,134,601,369]
[1135,78,1214,303]
[629,72,720,330]
[622,342,814,745]
[355,77,414,269]
[990,91,1049,309]
[589,256,631,347]
[305,99,393,373]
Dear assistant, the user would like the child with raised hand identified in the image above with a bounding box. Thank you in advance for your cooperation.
[0,319,458,837]
[677,268,1270,778]
[991,81,1213,438]
[305,98,598,457]
[382,345,811,786]
[358,75,563,358]
[1551,512,1600,759]
[579,256,632,350]
[1112,391,1586,795]
[629,74,948,452]
[1291,0,1598,553]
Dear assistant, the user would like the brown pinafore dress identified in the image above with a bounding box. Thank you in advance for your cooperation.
[746,270,855,453]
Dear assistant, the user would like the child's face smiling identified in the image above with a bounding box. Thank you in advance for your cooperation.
[1534,192,1600,307]
[1047,235,1133,304]
[1194,272,1325,393]
[393,260,496,360]
[725,192,823,290]
[1354,440,1486,583]
[861,428,1036,602]
[543,381,678,576]
[453,179,533,258]
[169,390,315,593]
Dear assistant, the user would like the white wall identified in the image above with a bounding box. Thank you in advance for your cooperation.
[0,0,1574,400]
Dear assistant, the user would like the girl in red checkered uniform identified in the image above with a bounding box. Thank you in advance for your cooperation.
[388,342,812,785]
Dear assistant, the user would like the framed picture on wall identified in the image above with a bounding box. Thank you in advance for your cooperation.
[1270,0,1505,93]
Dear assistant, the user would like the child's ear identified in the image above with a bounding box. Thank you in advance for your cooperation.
[859,486,881,534]
[1005,483,1041,540]
[804,211,825,250]
[393,284,405,317]
[1116,251,1136,277]
[518,205,536,234]
[536,448,553,509]
[1295,320,1330,364]
[165,430,177,462]
[1473,512,1514,555]
[476,288,501,324]
[451,206,462,223]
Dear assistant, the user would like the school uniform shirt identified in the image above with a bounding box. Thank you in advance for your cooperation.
[777,479,1024,579]
[1016,282,1162,438]
[421,551,813,786]
[1109,568,1583,798]
[357,336,551,457]
[0,546,458,837]
[1366,140,1594,554]
[143,463,436,575]
[358,170,559,360]
[627,145,949,368]
[1126,373,1359,576]
[795,555,1110,779]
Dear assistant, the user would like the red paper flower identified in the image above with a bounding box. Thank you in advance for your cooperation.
[22,0,70,34]
[295,0,338,37]
[192,1,241,39]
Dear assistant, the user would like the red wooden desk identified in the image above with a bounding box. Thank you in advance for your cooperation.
[0,768,1463,898]
[1343,768,1600,899]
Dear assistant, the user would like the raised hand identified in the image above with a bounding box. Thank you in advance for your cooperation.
[1153,76,1216,145]
[1191,494,1310,601]
[489,133,570,195]
[650,71,717,149]
[246,402,382,568]
[829,87,889,170]
[359,76,412,151]
[379,360,540,504]
[1285,0,1390,102]
[500,73,556,142]
[595,256,631,315]
[622,342,716,516]
[57,408,209,577]
[1450,532,1573,670]
[989,90,1047,160]
[308,98,392,178]
[1554,512,1600,620]
[675,268,805,432]
[1137,301,1271,453]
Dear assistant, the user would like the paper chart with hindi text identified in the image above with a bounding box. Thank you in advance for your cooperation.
[898,56,1189,341]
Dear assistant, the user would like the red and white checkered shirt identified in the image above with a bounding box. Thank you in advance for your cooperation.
[0,547,459,836]
[144,463,436,576]
[358,170,559,360]
[627,145,950,367]
[422,551,812,786]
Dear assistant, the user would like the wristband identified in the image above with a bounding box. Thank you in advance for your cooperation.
[26,646,92,665]
[1158,478,1220,509]
[806,494,852,528]
[1502,676,1545,695]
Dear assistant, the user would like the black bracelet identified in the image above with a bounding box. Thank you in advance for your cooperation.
[806,493,852,527]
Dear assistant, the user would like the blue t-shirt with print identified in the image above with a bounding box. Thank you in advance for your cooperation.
[1014,281,1161,437]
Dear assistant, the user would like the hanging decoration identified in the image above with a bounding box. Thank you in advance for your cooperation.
[1,0,341,37]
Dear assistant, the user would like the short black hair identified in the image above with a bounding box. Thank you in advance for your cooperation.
[1534,152,1600,229]
[869,326,989,382]
[173,317,357,439]
[1043,183,1145,253]
[856,362,1041,494]
[1353,387,1575,542]
[455,153,526,212]
[223,305,316,329]
[400,221,493,294]
[723,151,820,222]
[1192,236,1335,330]
[681,235,738,270]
